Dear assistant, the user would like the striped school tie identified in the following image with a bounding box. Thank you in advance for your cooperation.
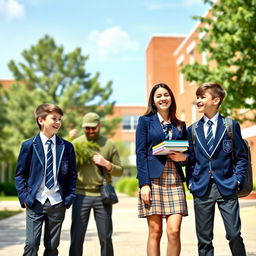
[45,140,54,189]
[206,120,214,153]
[162,123,172,140]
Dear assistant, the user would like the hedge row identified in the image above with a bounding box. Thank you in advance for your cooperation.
[0,182,17,196]
[115,177,139,197]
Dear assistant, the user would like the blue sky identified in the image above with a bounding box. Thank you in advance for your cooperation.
[0,0,209,105]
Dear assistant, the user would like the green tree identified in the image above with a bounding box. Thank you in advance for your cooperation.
[4,35,119,157]
[0,84,14,161]
[182,0,256,122]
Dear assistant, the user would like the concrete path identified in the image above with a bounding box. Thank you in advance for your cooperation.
[0,194,255,256]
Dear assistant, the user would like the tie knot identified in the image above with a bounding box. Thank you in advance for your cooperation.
[207,120,213,127]
[163,123,171,129]
[46,140,52,145]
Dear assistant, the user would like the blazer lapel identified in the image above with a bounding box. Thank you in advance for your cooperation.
[55,135,65,174]
[151,114,165,141]
[33,134,45,168]
[211,114,226,156]
[194,118,210,157]
[171,124,179,140]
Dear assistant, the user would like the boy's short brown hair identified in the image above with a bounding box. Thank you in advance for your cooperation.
[196,82,227,108]
[35,103,64,129]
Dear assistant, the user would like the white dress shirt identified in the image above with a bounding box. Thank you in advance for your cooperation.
[157,112,172,139]
[35,133,62,206]
[203,113,219,139]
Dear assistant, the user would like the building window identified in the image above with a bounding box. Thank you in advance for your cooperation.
[186,41,196,65]
[189,50,195,64]
[176,55,185,95]
[179,65,184,94]
[122,115,139,130]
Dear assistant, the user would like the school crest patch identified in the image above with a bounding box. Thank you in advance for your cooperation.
[60,161,69,174]
[223,140,232,153]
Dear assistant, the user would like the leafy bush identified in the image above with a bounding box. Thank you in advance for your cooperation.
[115,178,129,193]
[123,178,138,196]
[0,182,17,196]
[115,177,138,197]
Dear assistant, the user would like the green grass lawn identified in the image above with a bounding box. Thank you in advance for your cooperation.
[0,196,21,220]
[0,196,18,201]
[0,210,22,220]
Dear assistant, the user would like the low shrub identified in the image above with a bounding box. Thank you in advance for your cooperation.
[115,177,139,197]
[115,178,129,193]
[0,182,17,196]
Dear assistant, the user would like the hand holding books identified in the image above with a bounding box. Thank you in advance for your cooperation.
[167,151,188,162]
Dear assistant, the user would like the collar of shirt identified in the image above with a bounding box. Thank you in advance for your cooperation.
[203,112,219,138]
[157,112,171,125]
[203,112,219,125]
[40,132,56,146]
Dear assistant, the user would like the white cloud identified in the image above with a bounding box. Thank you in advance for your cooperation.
[0,0,25,21]
[86,26,139,61]
[145,0,202,10]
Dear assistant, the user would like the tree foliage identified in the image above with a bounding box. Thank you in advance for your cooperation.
[182,0,256,122]
[3,35,119,157]
[0,85,14,161]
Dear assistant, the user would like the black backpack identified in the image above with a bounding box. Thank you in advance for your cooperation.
[191,117,253,197]
[224,118,253,197]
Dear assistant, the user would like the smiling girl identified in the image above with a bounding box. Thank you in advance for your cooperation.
[136,83,188,256]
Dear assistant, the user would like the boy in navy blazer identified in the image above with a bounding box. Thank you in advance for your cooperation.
[186,83,247,256]
[15,103,77,256]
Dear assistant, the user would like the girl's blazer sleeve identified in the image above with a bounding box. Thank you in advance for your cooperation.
[136,116,150,187]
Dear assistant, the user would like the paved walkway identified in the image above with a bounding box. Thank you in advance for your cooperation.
[0,194,255,256]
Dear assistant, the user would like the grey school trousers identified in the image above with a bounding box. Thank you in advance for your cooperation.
[193,180,246,256]
[69,194,113,256]
[23,199,66,256]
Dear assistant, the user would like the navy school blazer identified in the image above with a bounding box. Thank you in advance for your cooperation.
[15,134,77,208]
[136,113,188,187]
[186,114,248,197]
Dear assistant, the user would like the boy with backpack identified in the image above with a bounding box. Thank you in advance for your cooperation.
[186,83,248,256]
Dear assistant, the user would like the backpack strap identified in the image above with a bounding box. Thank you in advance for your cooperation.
[223,117,236,163]
[191,121,199,145]
[223,117,233,141]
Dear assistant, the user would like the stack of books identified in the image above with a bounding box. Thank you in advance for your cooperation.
[152,140,189,155]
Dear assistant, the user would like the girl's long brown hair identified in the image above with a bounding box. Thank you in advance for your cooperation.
[144,83,184,127]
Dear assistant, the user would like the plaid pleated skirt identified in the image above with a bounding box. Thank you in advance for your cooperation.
[138,158,188,218]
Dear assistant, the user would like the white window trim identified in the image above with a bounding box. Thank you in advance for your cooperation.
[186,41,196,54]
[179,72,184,94]
[176,54,184,66]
